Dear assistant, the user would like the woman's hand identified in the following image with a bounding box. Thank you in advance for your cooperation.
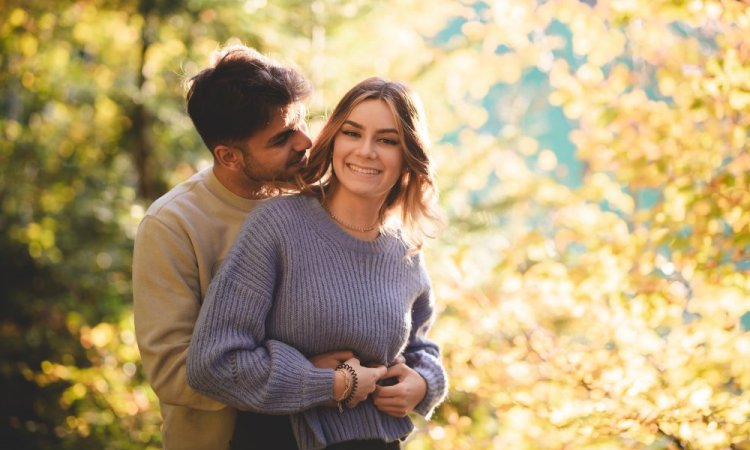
[371,363,427,417]
[340,357,387,408]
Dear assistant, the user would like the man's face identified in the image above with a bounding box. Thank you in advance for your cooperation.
[238,102,312,185]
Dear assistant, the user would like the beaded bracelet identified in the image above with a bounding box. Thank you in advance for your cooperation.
[335,363,358,413]
[334,367,351,402]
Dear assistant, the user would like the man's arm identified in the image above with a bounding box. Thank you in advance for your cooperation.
[133,215,226,410]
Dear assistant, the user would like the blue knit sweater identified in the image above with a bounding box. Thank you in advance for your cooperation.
[187,194,447,450]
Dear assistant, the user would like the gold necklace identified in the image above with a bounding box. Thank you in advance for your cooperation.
[325,206,378,233]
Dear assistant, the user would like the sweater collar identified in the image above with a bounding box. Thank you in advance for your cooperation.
[303,195,400,254]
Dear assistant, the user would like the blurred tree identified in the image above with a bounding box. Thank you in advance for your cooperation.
[0,0,459,448]
[405,1,750,449]
[0,0,160,447]
[1,0,748,449]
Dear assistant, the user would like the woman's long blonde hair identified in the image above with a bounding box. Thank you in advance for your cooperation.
[297,77,442,251]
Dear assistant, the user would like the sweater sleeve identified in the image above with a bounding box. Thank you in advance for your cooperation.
[132,215,225,410]
[403,259,448,419]
[186,210,334,413]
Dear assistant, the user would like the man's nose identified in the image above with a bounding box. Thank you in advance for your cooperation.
[293,130,312,152]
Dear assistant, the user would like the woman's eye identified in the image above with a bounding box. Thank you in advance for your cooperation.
[341,130,359,137]
[381,138,399,146]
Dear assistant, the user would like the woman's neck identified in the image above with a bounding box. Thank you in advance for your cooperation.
[323,188,385,240]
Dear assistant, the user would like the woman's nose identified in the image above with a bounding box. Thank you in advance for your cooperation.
[355,138,376,158]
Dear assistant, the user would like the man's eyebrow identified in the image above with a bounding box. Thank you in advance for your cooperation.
[266,129,294,147]
[343,120,398,134]
[265,106,307,147]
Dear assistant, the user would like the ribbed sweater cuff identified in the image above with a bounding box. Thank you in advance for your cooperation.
[263,342,335,409]
[411,362,446,418]
[302,367,335,406]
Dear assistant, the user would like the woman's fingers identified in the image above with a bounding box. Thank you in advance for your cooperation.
[370,363,427,417]
[372,390,410,417]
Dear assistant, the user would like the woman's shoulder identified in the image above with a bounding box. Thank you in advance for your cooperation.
[232,195,313,251]
[381,226,416,251]
[250,194,312,220]
[239,194,321,240]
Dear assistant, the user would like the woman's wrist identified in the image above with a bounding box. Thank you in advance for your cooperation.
[332,368,347,400]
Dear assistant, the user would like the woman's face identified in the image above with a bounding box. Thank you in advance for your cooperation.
[331,99,405,203]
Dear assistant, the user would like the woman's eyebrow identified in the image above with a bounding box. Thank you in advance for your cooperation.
[343,120,398,134]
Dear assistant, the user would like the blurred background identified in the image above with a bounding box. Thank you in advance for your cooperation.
[1,0,749,449]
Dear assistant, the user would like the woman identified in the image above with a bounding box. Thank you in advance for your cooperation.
[187,77,447,450]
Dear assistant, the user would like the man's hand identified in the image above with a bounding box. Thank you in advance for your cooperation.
[371,363,427,417]
[342,358,387,408]
[308,350,355,369]
[389,355,406,366]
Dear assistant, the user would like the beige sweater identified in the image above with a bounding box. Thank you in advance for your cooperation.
[133,167,260,449]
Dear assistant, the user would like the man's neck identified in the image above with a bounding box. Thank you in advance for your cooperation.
[213,165,269,200]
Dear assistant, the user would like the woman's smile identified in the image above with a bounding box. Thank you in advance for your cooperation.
[346,163,381,175]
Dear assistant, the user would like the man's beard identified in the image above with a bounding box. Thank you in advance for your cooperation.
[241,154,305,198]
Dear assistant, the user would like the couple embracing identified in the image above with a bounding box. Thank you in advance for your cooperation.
[133,44,447,450]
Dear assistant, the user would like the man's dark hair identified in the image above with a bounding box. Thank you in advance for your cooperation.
[186,45,311,152]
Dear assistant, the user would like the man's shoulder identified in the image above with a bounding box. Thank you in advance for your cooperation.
[144,169,210,218]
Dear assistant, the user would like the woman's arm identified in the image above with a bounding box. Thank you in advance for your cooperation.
[186,209,334,414]
[400,286,448,418]
[375,253,448,418]
[187,273,335,413]
[373,284,448,418]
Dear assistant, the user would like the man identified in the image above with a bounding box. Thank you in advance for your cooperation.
[133,45,349,450]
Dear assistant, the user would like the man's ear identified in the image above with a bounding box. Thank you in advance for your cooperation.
[214,145,244,171]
